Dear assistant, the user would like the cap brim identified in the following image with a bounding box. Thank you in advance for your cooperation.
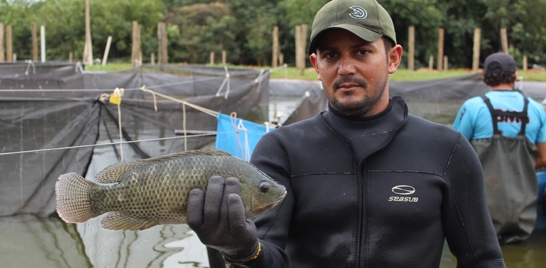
[308,24,383,55]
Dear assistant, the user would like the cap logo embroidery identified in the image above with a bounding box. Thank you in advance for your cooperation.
[349,6,367,19]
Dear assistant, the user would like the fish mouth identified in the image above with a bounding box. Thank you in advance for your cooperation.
[272,190,287,208]
[248,190,288,219]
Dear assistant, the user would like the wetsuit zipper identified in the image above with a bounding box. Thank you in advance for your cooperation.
[356,158,369,267]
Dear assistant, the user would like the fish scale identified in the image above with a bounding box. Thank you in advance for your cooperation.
[55,149,286,230]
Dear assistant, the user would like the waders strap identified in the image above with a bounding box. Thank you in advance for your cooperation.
[481,95,529,136]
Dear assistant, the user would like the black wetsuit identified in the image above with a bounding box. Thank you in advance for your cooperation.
[226,97,505,267]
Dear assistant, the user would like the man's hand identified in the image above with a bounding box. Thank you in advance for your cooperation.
[187,176,259,261]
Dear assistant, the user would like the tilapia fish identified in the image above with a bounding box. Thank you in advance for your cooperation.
[55,149,286,230]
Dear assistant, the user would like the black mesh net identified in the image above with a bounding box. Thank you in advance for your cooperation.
[0,62,269,217]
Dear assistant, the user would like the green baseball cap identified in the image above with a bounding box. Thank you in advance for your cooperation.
[308,0,397,55]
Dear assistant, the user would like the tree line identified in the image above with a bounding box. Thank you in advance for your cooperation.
[1,0,545,69]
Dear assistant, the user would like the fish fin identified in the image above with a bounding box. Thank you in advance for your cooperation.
[191,149,232,156]
[101,212,160,231]
[137,149,232,164]
[95,162,143,184]
[55,172,100,223]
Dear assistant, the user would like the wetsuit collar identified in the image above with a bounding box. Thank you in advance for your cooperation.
[321,96,408,161]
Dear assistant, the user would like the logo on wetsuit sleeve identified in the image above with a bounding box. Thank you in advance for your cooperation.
[388,185,419,202]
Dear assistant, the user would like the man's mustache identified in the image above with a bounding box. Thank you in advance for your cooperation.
[333,76,368,90]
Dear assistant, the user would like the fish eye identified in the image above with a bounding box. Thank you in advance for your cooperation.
[260,182,270,193]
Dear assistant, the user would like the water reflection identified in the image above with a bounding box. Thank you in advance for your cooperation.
[0,214,209,268]
[405,99,465,126]
[77,217,208,268]
[0,214,90,268]
[500,229,546,268]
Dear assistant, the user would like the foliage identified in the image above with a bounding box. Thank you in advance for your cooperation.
[164,2,237,63]
[2,0,546,69]
[0,0,164,61]
[245,14,276,66]
[379,0,443,69]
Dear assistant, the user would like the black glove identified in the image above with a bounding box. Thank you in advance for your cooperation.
[187,176,260,262]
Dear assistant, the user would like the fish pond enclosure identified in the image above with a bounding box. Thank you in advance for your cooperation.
[1,62,546,267]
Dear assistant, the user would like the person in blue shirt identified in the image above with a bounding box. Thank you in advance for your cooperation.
[453,52,546,243]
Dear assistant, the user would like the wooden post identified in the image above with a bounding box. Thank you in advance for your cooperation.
[428,56,434,70]
[210,51,215,65]
[83,0,93,65]
[443,56,448,71]
[6,25,12,62]
[437,28,444,71]
[300,24,308,75]
[295,25,301,71]
[472,28,481,73]
[272,26,279,68]
[157,22,168,65]
[408,26,415,71]
[31,22,38,61]
[131,21,141,67]
[102,35,112,66]
[523,55,528,72]
[40,25,46,63]
[500,28,508,54]
[0,23,3,62]
[295,25,307,75]
[69,51,73,63]
[222,50,226,66]
[151,52,155,65]
[279,53,284,66]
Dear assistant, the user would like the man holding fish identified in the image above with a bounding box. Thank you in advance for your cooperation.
[187,0,507,267]
[55,0,506,266]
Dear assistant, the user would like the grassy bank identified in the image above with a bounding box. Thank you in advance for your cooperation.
[85,63,546,82]
[269,67,546,82]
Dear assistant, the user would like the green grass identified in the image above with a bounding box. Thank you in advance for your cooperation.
[85,62,546,82]
[389,69,473,81]
[85,63,133,72]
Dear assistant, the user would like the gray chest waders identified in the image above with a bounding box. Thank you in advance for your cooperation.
[471,94,538,243]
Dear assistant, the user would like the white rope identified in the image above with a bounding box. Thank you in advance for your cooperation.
[140,86,219,117]
[111,87,125,162]
[118,102,123,161]
[230,112,244,159]
[237,119,251,161]
[183,103,187,151]
[0,133,217,157]
[215,65,231,99]
[0,76,219,92]
[25,60,36,75]
[75,61,84,74]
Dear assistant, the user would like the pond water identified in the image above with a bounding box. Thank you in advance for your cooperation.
[1,98,545,267]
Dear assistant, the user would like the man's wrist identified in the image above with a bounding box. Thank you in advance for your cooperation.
[223,241,261,263]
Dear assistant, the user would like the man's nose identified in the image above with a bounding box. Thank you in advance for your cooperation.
[337,56,357,76]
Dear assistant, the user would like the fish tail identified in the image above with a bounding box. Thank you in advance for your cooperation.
[55,172,100,223]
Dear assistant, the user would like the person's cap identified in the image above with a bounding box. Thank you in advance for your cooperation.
[308,0,396,55]
[484,52,517,73]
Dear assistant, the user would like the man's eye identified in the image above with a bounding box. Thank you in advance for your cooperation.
[356,50,369,56]
[324,52,337,59]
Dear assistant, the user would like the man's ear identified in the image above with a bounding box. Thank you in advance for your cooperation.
[388,44,403,74]
[310,53,321,81]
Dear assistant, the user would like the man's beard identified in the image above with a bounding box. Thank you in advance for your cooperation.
[329,75,387,116]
